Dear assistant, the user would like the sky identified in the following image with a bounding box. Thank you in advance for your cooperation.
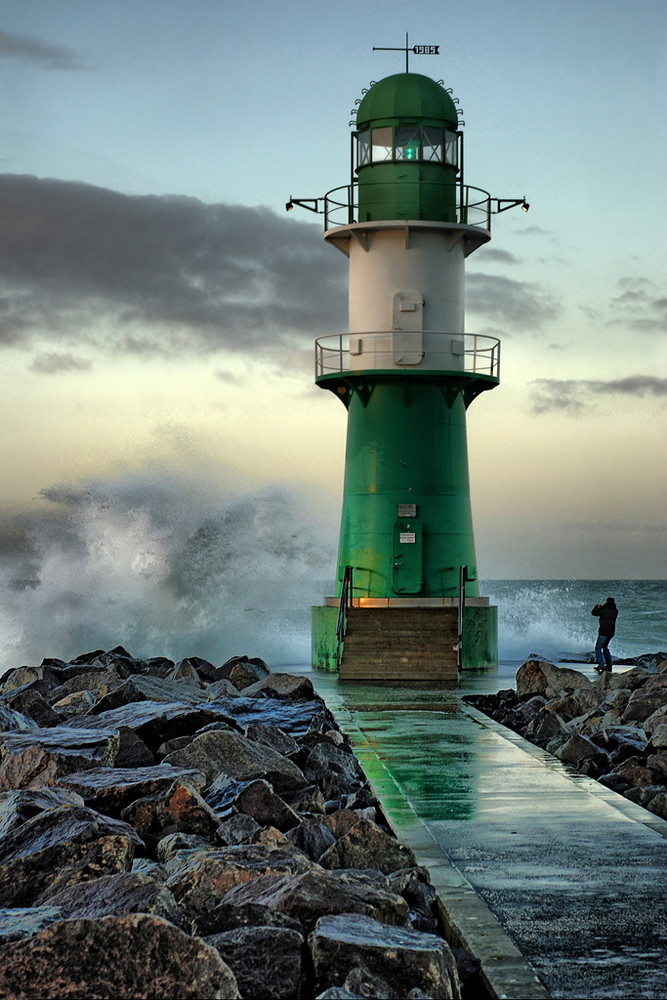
[0,0,665,668]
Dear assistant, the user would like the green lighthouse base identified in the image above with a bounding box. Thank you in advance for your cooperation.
[311,599,497,678]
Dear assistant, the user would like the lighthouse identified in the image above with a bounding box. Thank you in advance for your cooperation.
[289,55,526,682]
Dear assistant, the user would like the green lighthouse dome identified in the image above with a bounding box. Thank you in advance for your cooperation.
[356,73,459,131]
[353,73,462,223]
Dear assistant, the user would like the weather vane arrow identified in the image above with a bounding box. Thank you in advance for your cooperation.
[373,33,440,72]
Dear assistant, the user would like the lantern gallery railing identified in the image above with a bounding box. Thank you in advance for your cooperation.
[322,182,493,230]
[315,331,500,380]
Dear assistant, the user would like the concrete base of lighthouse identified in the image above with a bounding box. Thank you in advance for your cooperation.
[311,599,497,679]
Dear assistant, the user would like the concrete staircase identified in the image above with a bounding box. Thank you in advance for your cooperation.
[339,606,459,684]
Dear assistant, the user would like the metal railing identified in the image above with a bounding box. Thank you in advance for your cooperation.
[322,182,492,230]
[315,331,500,380]
[336,565,354,672]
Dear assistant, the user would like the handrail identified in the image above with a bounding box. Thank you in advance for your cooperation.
[457,565,467,672]
[336,565,354,671]
[323,181,492,230]
[315,331,500,380]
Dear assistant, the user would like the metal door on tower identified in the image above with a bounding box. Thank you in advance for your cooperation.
[392,520,423,594]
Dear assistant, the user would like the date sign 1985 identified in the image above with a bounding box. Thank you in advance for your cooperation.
[413,45,439,54]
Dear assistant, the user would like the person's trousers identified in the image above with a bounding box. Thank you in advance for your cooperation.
[595,634,613,671]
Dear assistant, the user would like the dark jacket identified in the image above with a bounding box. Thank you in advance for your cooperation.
[592,599,618,638]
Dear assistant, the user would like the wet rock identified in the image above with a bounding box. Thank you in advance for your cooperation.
[0,905,64,944]
[0,665,60,695]
[232,778,301,832]
[647,791,667,819]
[622,675,667,724]
[114,725,155,767]
[0,805,141,906]
[0,913,241,999]
[321,807,363,839]
[205,678,243,699]
[4,684,62,727]
[647,752,667,781]
[57,764,207,815]
[0,727,120,792]
[174,655,219,681]
[218,812,263,844]
[156,832,215,862]
[205,925,305,1000]
[222,867,410,934]
[0,704,38,732]
[554,734,609,773]
[51,688,99,718]
[286,821,336,861]
[120,777,221,845]
[166,729,307,791]
[164,843,312,919]
[319,817,417,875]
[193,900,303,936]
[229,658,271,691]
[0,786,85,839]
[245,722,301,757]
[244,672,316,702]
[304,741,367,800]
[309,912,460,1000]
[44,871,184,927]
[66,700,226,752]
[90,673,206,713]
[516,660,591,699]
[282,783,327,816]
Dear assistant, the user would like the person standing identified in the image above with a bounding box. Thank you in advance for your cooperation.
[592,596,618,673]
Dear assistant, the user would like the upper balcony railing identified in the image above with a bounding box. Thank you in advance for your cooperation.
[322,182,492,230]
[315,331,500,381]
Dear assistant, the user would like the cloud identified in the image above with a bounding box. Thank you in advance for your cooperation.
[0,30,86,71]
[0,472,337,669]
[29,352,93,374]
[474,247,522,266]
[466,272,562,330]
[606,277,666,333]
[529,375,667,414]
[0,175,347,360]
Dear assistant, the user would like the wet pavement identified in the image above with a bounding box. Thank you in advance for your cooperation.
[301,664,667,1000]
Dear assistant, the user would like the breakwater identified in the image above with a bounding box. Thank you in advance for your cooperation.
[465,654,667,819]
[0,647,474,1000]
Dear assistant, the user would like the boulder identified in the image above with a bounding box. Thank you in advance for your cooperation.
[221,867,410,934]
[44,871,184,927]
[205,925,305,1000]
[243,673,316,702]
[163,843,312,919]
[120,777,221,844]
[231,778,301,832]
[0,665,59,695]
[554,734,609,773]
[309,912,460,1000]
[622,676,667,724]
[245,722,301,758]
[165,729,307,792]
[319,817,417,875]
[193,900,303,937]
[286,821,336,861]
[57,764,207,815]
[0,805,142,907]
[0,905,63,944]
[303,742,367,800]
[516,660,591,699]
[229,658,271,691]
[0,727,120,792]
[65,700,227,752]
[218,813,263,845]
[89,674,206,713]
[0,705,38,733]
[0,786,85,839]
[114,726,155,768]
[4,684,62,727]
[0,913,241,999]
[51,689,99,718]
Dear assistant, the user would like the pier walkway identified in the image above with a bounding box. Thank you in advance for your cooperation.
[306,668,667,1000]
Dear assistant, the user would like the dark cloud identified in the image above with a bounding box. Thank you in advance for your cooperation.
[529,375,667,414]
[606,277,665,333]
[0,175,347,360]
[466,272,562,330]
[474,247,521,266]
[0,30,86,71]
[30,352,93,374]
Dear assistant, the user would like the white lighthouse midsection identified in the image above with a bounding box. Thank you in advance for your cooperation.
[345,223,467,372]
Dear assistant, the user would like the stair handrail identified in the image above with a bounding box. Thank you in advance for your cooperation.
[457,565,468,672]
[336,565,354,671]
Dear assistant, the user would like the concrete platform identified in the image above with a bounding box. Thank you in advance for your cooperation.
[307,670,667,1000]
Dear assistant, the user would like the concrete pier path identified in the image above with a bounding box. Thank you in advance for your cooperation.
[305,667,667,1000]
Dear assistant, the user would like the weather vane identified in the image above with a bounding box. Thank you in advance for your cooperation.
[373,32,439,73]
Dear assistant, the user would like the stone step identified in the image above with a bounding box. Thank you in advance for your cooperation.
[340,607,459,683]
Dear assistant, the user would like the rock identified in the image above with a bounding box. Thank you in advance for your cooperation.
[286,821,336,861]
[120,777,222,845]
[232,778,301,832]
[156,832,214,862]
[218,813,263,845]
[193,901,303,936]
[205,678,243,699]
[114,726,155,767]
[282,784,328,816]
[319,817,417,875]
[0,905,64,944]
[0,705,38,732]
[243,673,316,702]
[527,708,571,744]
[647,792,667,820]
[516,660,591,699]
[0,913,241,999]
[165,729,307,791]
[44,871,184,927]
[51,688,99,718]
[0,727,120,792]
[163,844,312,920]
[647,753,667,781]
[644,704,667,736]
[90,673,206,713]
[229,658,271,691]
[0,786,85,839]
[65,700,227,752]
[205,925,305,1000]
[245,722,301,757]
[622,676,667,724]
[309,912,460,1000]
[554,734,609,773]
[4,684,63,727]
[222,867,410,934]
[174,655,219,681]
[321,808,364,839]
[0,805,142,907]
[303,742,367,800]
[57,764,207,815]
[0,665,59,695]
